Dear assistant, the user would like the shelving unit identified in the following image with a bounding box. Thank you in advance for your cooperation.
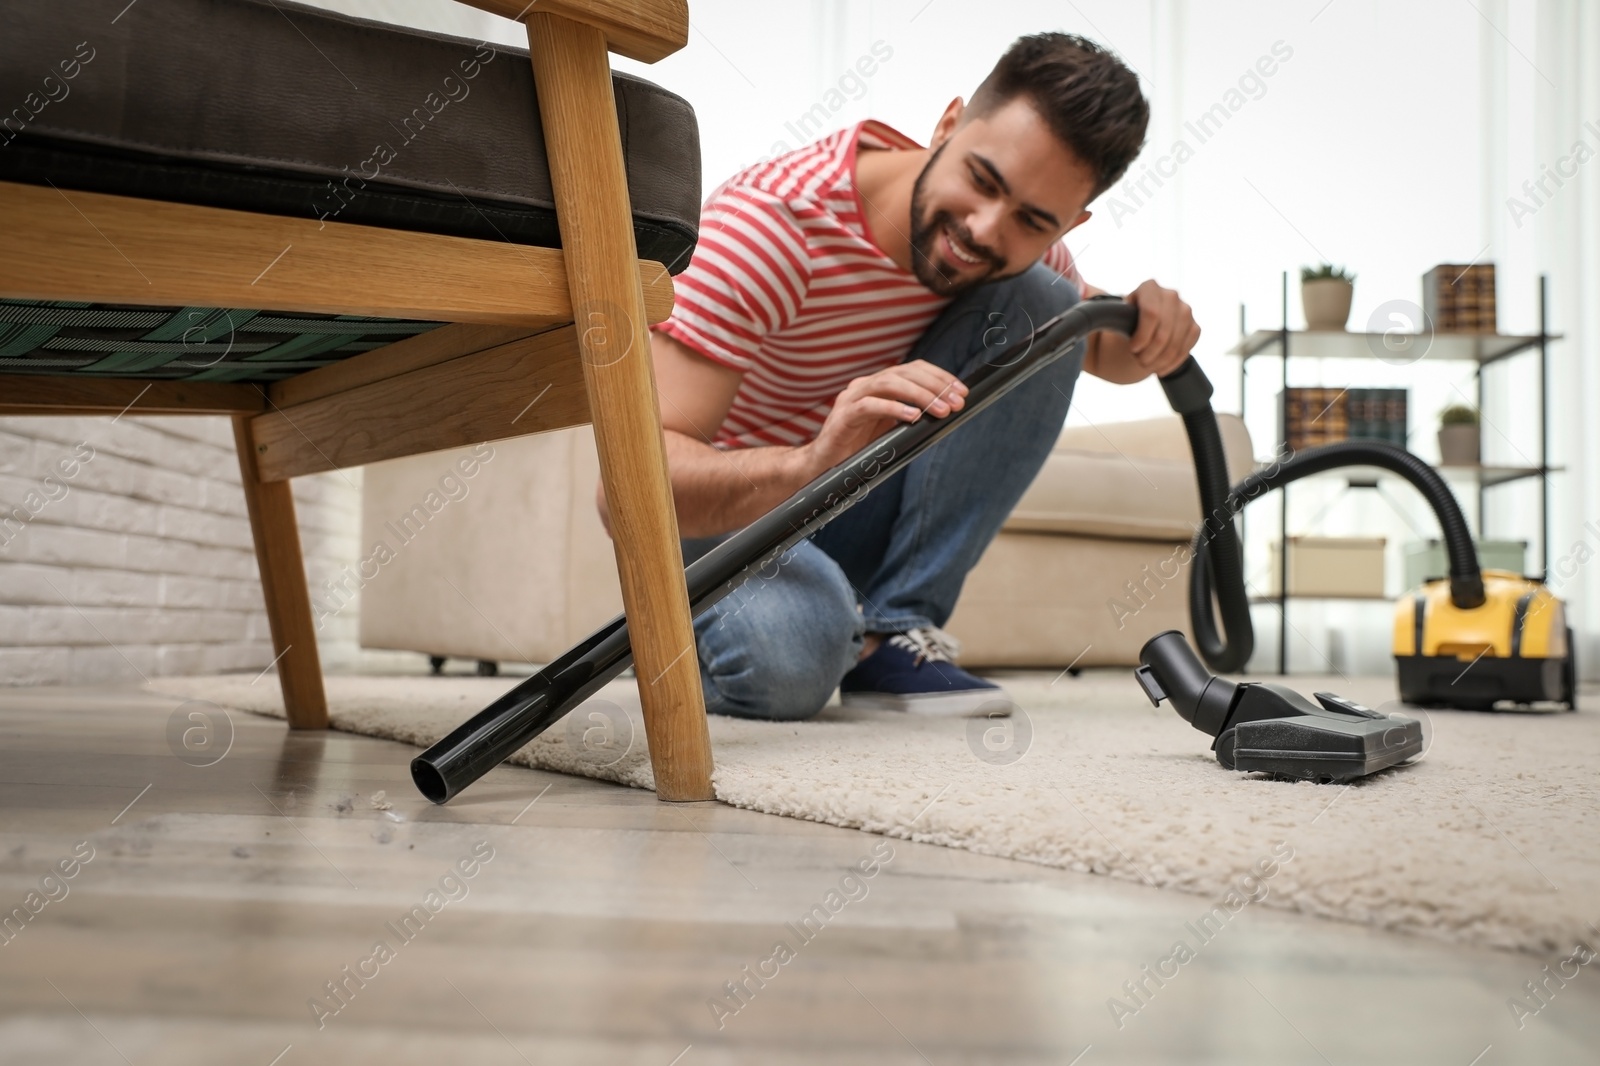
[1225,272,1562,674]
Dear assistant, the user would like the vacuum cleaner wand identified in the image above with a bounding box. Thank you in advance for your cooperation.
[1136,630,1423,782]
[411,297,1140,803]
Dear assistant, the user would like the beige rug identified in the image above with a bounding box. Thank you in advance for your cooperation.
[146,669,1599,956]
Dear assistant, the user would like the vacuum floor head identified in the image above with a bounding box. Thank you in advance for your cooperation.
[1135,630,1423,783]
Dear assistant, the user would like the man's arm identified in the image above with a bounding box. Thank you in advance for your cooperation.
[625,330,810,539]
[1080,279,1200,384]
[597,331,969,539]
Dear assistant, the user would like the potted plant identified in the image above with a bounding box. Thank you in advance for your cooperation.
[1301,264,1356,330]
[1437,404,1480,465]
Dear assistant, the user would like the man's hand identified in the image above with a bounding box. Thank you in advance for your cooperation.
[799,360,968,472]
[1084,279,1200,384]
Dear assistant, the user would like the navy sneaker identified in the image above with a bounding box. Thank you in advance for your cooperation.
[839,626,1014,717]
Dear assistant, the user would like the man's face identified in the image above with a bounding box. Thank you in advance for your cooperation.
[908,96,1097,296]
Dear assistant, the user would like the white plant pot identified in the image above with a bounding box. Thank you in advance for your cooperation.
[1437,424,1480,465]
[1302,278,1354,331]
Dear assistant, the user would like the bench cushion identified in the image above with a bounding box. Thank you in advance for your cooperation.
[0,0,702,268]
[0,0,701,383]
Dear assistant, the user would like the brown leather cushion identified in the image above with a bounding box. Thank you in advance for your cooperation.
[0,0,702,272]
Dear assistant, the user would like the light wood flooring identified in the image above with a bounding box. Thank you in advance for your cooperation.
[1,678,1598,1065]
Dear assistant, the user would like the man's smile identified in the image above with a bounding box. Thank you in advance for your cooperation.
[942,226,986,266]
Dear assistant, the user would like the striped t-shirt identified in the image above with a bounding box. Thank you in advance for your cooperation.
[654,119,1083,451]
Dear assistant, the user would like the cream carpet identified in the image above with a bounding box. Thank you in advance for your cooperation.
[146,669,1598,956]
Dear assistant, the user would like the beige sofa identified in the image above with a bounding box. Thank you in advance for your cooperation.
[357,414,1253,669]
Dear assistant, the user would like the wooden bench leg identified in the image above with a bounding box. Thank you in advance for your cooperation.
[527,13,714,801]
[231,414,328,730]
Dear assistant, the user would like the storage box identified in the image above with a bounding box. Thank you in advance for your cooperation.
[1265,536,1387,598]
[1403,539,1527,589]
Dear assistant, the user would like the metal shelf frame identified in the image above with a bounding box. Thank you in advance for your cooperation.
[1235,272,1558,674]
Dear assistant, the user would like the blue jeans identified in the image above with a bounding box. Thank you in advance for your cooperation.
[684,265,1085,720]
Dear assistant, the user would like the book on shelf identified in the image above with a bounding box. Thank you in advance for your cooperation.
[1278,387,1346,452]
[1347,387,1408,447]
[1423,263,1497,333]
[1279,386,1407,452]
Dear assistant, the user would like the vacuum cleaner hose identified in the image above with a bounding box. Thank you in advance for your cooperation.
[1157,362,1257,673]
[1173,396,1485,674]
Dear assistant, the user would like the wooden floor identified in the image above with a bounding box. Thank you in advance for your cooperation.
[2,681,1598,1065]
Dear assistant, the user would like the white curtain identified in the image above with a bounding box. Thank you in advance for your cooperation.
[1484,1,1600,676]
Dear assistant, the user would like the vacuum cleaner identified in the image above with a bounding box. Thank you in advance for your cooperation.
[1156,351,1575,715]
[410,295,1573,803]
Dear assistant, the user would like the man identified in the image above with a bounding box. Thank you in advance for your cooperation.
[600,32,1199,720]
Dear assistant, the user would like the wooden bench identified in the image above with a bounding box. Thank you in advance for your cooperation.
[0,0,714,800]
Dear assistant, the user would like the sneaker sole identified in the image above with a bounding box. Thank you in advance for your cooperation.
[840,690,1015,718]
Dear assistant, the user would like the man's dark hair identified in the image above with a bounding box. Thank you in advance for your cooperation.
[967,32,1149,199]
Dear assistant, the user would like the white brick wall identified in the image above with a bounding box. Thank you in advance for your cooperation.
[0,414,371,685]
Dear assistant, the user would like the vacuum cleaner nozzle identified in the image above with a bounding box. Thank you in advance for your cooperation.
[1134,630,1238,735]
[1135,630,1424,783]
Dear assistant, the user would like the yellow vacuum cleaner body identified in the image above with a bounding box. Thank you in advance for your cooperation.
[1393,569,1575,710]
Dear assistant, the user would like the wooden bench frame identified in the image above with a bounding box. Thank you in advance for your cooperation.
[0,1,715,801]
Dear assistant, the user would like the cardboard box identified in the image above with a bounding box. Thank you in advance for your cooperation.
[1403,539,1527,588]
[1265,536,1387,598]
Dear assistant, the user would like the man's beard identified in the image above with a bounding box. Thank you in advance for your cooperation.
[907,142,1009,297]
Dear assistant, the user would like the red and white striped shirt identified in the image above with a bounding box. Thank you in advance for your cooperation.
[655,119,1083,450]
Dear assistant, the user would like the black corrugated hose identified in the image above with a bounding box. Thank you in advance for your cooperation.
[1161,356,1485,674]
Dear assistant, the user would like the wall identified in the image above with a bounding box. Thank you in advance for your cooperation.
[0,415,360,684]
